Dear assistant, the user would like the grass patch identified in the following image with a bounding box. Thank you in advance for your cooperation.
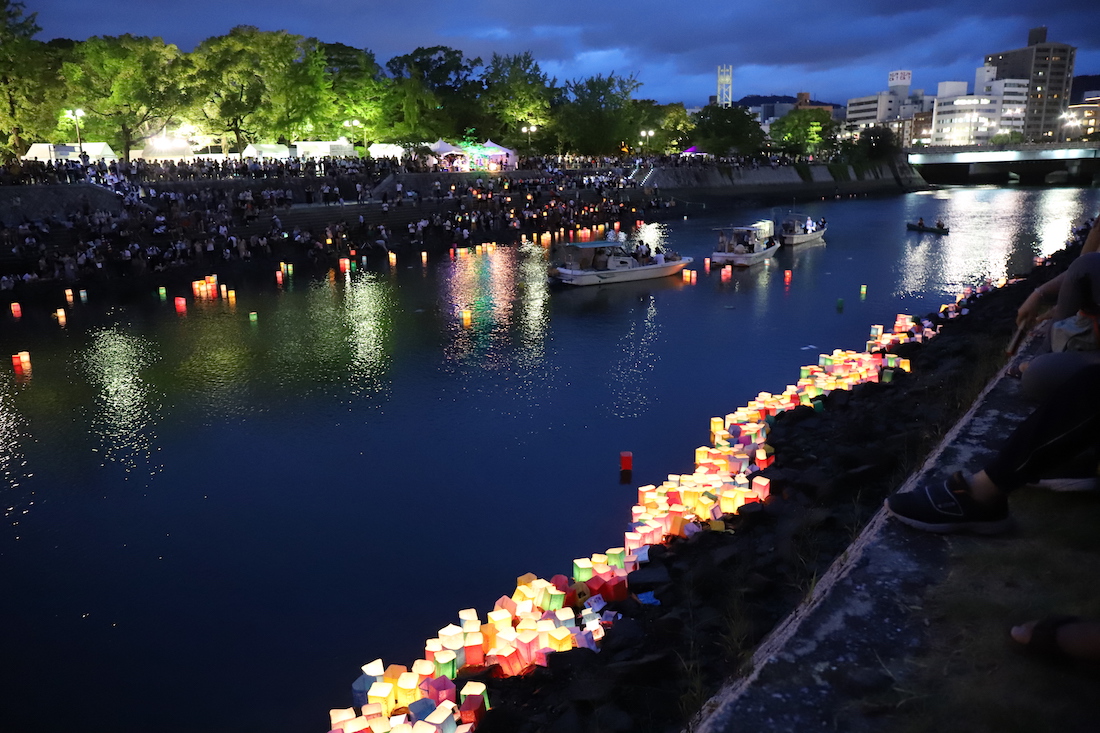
[883,490,1100,732]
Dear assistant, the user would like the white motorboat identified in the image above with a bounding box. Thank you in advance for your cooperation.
[713,220,779,267]
[778,213,827,245]
[549,242,692,286]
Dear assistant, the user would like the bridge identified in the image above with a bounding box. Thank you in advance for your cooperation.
[907,142,1100,185]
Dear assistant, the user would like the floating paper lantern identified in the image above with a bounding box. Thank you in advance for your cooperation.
[174,297,186,313]
[10,303,20,318]
[249,312,258,323]
[55,308,66,326]
[421,252,428,264]
[275,271,284,285]
[784,270,792,284]
[388,252,397,267]
[619,451,632,471]
[682,269,691,282]
[64,289,74,304]
[158,287,167,301]
[79,290,87,303]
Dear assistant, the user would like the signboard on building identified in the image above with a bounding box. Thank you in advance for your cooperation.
[888,70,912,87]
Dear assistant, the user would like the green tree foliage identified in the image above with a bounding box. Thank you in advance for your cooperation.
[856,126,899,160]
[320,42,388,143]
[768,108,838,156]
[689,105,764,156]
[553,73,640,156]
[63,34,193,160]
[190,27,331,152]
[481,52,551,144]
[190,27,269,154]
[386,46,483,139]
[0,1,65,161]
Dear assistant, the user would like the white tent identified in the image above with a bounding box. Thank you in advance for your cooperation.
[241,143,290,159]
[368,143,406,159]
[482,140,516,168]
[22,142,117,162]
[429,139,465,155]
[294,139,357,158]
[141,137,193,160]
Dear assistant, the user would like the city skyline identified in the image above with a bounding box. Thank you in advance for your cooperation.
[25,1,1100,107]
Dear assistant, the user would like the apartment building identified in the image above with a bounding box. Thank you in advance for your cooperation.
[984,26,1075,141]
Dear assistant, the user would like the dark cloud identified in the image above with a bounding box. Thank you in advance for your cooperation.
[28,0,1100,105]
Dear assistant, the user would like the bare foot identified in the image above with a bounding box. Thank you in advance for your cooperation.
[1011,617,1100,661]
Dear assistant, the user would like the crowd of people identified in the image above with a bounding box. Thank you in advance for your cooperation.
[0,158,676,288]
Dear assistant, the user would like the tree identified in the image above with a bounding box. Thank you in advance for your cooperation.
[481,52,551,144]
[552,73,640,155]
[856,126,899,160]
[386,46,483,139]
[0,1,65,161]
[768,108,838,157]
[689,105,764,156]
[190,27,332,152]
[63,34,193,160]
[319,42,387,143]
[190,27,269,154]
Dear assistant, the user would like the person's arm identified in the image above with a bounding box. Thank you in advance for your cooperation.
[1016,218,1100,328]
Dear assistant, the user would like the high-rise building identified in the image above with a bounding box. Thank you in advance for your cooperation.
[984,27,1075,141]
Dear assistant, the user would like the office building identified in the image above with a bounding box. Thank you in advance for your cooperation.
[984,26,1075,141]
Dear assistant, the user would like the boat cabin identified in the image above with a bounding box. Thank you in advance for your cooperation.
[715,220,774,254]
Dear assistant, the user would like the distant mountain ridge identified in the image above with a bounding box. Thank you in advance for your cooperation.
[736,94,842,108]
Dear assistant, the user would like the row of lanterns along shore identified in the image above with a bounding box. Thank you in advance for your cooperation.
[325,281,1011,733]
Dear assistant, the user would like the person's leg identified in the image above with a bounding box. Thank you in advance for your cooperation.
[985,363,1100,492]
[886,363,1100,533]
[1020,350,1100,403]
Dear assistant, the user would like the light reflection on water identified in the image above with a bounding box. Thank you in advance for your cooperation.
[81,328,162,480]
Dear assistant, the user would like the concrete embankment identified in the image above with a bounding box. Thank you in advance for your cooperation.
[634,157,928,200]
[0,183,124,227]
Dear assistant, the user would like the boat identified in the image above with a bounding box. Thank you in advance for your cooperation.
[548,242,692,286]
[713,220,780,267]
[906,222,950,234]
[778,213,827,245]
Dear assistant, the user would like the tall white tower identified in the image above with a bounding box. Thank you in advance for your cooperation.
[717,65,733,107]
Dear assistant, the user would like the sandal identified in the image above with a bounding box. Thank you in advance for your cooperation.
[1011,615,1081,661]
[1006,360,1029,379]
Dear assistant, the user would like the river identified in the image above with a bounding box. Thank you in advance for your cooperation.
[1,186,1098,733]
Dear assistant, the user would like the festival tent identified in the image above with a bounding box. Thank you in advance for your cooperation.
[368,143,406,160]
[141,137,193,160]
[429,139,465,155]
[293,139,357,158]
[22,142,117,162]
[241,143,290,159]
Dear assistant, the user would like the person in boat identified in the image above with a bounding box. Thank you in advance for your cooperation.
[936,219,945,229]
[654,246,665,265]
[918,217,925,228]
[718,231,729,251]
[593,247,609,270]
[818,218,827,230]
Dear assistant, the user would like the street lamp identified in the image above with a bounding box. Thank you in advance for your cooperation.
[343,119,366,150]
[522,125,537,151]
[639,129,655,154]
[1061,112,1080,143]
[65,109,85,154]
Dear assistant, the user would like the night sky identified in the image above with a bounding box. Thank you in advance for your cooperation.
[25,0,1100,108]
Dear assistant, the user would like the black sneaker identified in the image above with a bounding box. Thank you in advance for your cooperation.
[885,472,1014,534]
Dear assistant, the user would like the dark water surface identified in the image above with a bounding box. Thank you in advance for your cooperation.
[2,187,1098,732]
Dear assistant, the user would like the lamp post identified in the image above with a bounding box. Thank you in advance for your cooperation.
[639,129,655,155]
[65,109,85,155]
[343,119,366,151]
[522,125,537,152]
